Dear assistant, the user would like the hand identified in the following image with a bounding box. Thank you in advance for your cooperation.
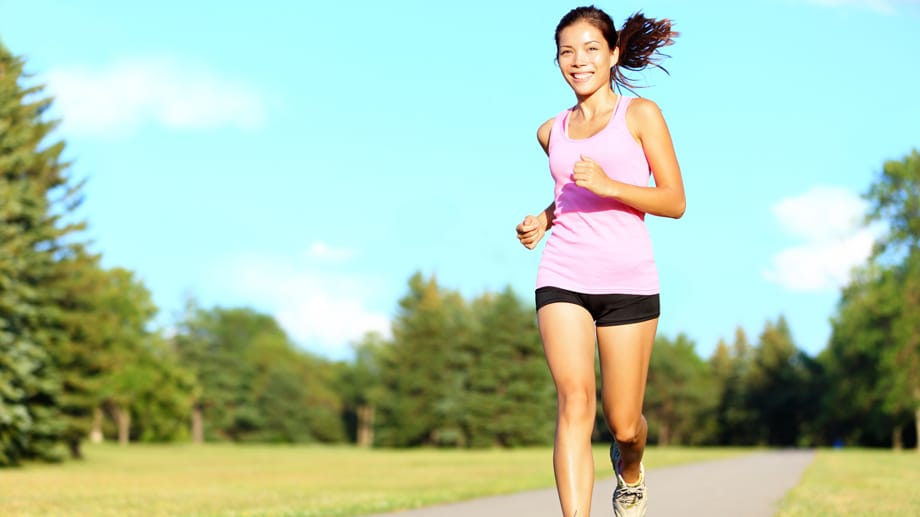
[573,155,615,197]
[516,215,545,250]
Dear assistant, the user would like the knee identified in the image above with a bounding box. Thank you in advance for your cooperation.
[557,388,596,424]
[611,417,644,445]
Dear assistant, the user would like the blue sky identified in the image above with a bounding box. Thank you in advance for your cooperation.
[2,0,918,360]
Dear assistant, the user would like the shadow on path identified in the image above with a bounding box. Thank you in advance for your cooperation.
[364,449,815,517]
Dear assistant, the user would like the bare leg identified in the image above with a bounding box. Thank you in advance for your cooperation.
[538,303,598,517]
[597,318,657,484]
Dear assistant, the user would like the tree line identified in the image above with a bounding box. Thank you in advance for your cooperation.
[2,43,919,467]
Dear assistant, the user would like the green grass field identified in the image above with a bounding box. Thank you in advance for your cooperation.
[778,449,920,516]
[0,443,746,517]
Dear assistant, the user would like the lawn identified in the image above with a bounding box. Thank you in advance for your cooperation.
[777,448,920,516]
[0,443,747,517]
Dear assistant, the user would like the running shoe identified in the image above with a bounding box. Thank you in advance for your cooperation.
[610,442,647,516]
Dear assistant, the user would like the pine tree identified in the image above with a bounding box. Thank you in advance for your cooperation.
[0,41,80,465]
[645,333,715,446]
[748,316,812,446]
[376,273,463,446]
[713,327,757,445]
[465,287,554,447]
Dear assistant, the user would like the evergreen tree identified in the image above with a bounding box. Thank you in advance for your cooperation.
[706,338,734,445]
[173,305,269,441]
[713,327,757,445]
[47,252,105,457]
[747,316,814,446]
[645,333,715,445]
[375,273,460,446]
[0,41,81,465]
[246,332,345,443]
[465,287,554,447]
[431,289,473,446]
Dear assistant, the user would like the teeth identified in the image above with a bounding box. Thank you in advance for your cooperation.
[573,73,593,79]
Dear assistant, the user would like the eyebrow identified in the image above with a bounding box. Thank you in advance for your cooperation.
[559,40,602,48]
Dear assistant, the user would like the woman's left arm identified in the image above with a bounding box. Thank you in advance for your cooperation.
[573,98,686,218]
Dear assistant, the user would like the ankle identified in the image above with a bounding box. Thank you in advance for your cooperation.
[620,466,641,485]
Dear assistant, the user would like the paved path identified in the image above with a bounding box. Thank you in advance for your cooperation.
[365,449,815,517]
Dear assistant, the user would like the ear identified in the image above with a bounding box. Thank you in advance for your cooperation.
[611,46,620,65]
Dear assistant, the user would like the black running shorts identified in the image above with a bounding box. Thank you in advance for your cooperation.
[535,286,660,326]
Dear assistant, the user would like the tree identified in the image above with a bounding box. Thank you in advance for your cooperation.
[334,332,388,447]
[645,333,715,446]
[375,273,464,446]
[50,262,164,455]
[711,327,758,445]
[173,303,340,443]
[374,275,555,448]
[125,341,197,443]
[863,150,920,449]
[246,332,345,443]
[0,41,84,465]
[823,263,902,447]
[464,287,555,447]
[866,149,920,257]
[704,339,733,445]
[173,305,271,441]
[747,316,818,446]
[882,252,920,449]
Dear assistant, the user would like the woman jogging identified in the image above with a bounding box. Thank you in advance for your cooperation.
[516,6,684,516]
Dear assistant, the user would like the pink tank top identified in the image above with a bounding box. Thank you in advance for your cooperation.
[536,96,659,295]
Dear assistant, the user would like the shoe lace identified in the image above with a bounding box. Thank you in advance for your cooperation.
[615,483,645,505]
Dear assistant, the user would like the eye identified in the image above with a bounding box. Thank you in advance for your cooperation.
[559,50,572,56]
[588,47,599,52]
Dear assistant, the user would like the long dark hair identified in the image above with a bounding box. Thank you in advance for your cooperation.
[554,5,678,92]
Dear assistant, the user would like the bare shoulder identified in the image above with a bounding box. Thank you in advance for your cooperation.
[625,97,668,142]
[626,97,664,122]
[537,117,555,154]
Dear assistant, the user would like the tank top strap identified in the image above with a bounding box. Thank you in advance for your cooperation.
[612,95,632,127]
[548,109,570,152]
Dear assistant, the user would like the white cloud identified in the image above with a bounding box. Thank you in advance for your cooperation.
[764,231,876,291]
[213,247,390,358]
[44,56,266,137]
[307,242,355,262]
[772,185,866,241]
[764,186,878,291]
[801,0,920,14]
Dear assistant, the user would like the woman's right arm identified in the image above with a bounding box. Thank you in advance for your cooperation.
[516,118,556,250]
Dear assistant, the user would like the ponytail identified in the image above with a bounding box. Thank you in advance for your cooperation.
[614,12,678,91]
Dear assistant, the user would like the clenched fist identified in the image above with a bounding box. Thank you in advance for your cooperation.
[573,154,615,197]
[516,215,546,250]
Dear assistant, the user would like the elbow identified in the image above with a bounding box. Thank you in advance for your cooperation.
[674,200,686,219]
[666,198,686,219]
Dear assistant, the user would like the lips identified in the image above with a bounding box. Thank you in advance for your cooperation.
[571,72,594,82]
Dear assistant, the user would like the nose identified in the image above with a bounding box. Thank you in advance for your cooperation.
[574,49,588,66]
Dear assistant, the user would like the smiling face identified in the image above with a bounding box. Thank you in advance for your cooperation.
[556,20,619,98]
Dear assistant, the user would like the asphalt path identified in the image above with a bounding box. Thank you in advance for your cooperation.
[364,449,815,517]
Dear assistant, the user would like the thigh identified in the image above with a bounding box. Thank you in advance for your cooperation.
[537,302,597,394]
[597,318,658,423]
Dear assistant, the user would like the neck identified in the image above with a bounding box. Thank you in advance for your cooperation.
[575,85,618,118]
